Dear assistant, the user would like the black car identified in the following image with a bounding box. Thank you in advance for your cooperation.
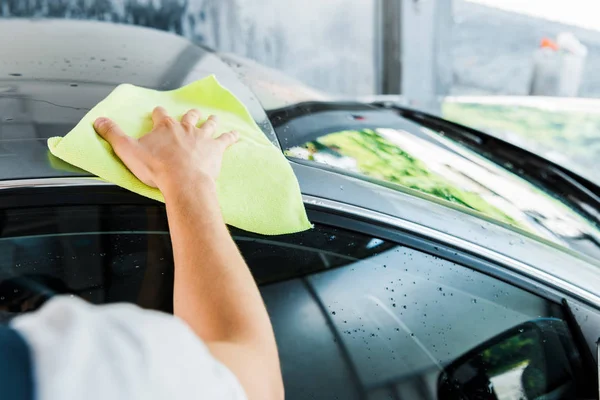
[1,20,600,399]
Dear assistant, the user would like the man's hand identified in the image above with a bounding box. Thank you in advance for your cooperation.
[93,107,238,192]
[93,108,283,400]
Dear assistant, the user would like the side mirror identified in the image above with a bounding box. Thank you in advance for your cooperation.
[438,318,586,399]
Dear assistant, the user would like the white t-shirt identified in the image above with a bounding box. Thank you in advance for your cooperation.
[10,296,247,400]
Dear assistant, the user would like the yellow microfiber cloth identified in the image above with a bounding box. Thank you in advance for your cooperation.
[48,75,311,236]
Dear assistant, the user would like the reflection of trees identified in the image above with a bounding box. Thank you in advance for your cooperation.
[481,332,535,375]
[308,129,522,227]
[443,102,600,183]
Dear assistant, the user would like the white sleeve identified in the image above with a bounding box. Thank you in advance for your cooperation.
[10,296,247,400]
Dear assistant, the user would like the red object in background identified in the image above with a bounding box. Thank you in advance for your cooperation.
[540,38,559,51]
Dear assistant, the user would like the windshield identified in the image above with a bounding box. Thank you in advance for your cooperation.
[442,98,600,188]
[284,123,600,260]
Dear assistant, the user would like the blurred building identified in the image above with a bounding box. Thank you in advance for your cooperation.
[0,0,377,96]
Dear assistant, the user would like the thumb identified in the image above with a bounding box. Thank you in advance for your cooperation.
[94,117,138,154]
[93,117,155,186]
[94,117,141,165]
[216,131,239,150]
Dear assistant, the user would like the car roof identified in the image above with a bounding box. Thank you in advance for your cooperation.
[0,19,281,181]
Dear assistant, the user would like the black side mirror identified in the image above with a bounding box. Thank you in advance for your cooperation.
[438,318,586,399]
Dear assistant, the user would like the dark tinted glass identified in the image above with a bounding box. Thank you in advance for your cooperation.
[0,205,587,399]
[284,127,600,262]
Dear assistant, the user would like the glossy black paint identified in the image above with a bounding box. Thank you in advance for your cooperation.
[0,19,279,181]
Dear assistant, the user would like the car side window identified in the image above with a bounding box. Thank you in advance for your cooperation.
[0,205,588,399]
[234,225,588,399]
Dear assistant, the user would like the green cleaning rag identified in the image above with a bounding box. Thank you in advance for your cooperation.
[48,75,311,236]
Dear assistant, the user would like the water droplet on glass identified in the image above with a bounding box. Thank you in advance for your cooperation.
[331,311,336,315]
[13,289,19,293]
[135,265,140,269]
[472,299,477,303]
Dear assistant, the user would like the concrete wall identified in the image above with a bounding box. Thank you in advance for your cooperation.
[0,0,377,96]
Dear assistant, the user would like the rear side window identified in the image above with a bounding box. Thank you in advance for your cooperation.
[0,204,590,399]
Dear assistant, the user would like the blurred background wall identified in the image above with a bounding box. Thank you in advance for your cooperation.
[2,0,600,100]
[0,0,377,96]
[2,0,600,185]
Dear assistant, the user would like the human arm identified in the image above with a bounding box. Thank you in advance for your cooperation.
[93,108,284,400]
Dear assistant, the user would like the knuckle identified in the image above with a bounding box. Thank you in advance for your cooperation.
[203,119,217,130]
[103,122,118,135]
[223,132,234,141]
[180,121,194,131]
[95,118,110,130]
[219,132,236,145]
[162,117,177,127]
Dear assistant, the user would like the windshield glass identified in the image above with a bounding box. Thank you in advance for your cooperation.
[442,98,600,187]
[285,125,600,260]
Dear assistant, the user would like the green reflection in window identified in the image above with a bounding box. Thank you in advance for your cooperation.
[287,129,522,228]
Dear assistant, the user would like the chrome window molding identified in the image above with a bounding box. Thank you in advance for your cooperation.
[2,177,600,307]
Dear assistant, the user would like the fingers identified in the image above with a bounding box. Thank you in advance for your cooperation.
[94,117,139,162]
[196,115,219,137]
[152,106,170,126]
[216,131,239,149]
[181,108,201,127]
[94,118,134,149]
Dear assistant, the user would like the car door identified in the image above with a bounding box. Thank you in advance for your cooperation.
[235,212,595,399]
[0,193,595,399]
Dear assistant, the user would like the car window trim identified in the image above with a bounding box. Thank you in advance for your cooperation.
[305,195,600,309]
